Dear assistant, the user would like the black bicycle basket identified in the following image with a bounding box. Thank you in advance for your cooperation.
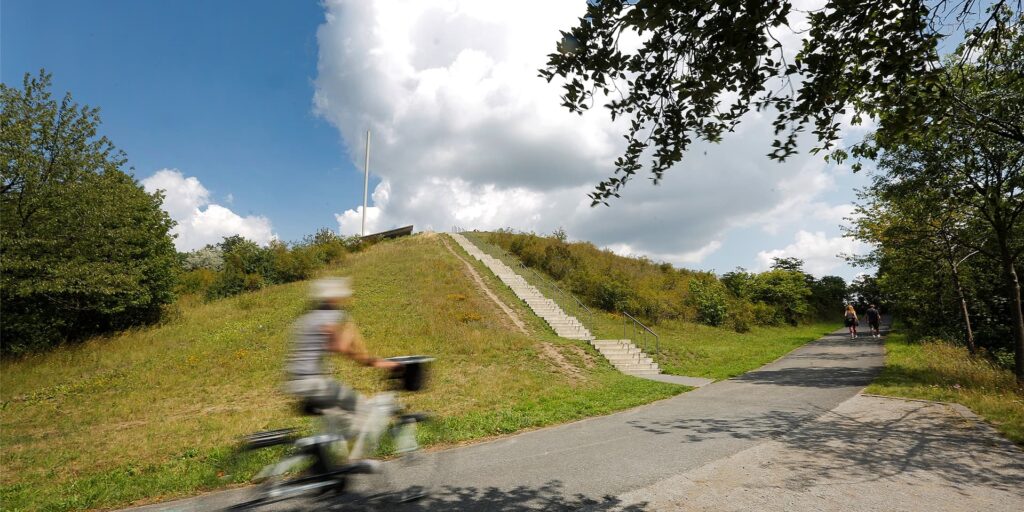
[386,355,434,391]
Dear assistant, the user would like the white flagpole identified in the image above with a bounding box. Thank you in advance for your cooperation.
[362,129,370,237]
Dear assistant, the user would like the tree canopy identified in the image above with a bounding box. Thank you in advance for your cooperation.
[848,20,1024,378]
[542,0,1023,204]
[1,71,178,355]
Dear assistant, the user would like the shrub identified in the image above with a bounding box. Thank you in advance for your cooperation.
[727,298,755,332]
[751,302,782,326]
[201,230,367,302]
[299,228,349,265]
[1,72,178,355]
[485,230,825,330]
[268,241,317,283]
[177,269,218,295]
[752,269,811,325]
[182,246,224,271]
[690,278,728,327]
[595,277,631,311]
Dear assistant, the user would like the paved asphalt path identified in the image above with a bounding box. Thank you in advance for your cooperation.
[133,328,885,511]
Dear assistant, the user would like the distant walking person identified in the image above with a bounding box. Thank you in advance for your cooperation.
[866,304,881,338]
[844,305,859,339]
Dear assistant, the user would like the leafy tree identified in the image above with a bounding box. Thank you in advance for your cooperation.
[542,1,1023,204]
[752,269,811,325]
[721,267,756,300]
[1,71,178,354]
[847,275,884,314]
[770,257,805,274]
[207,237,272,299]
[850,179,985,351]
[182,245,224,271]
[809,275,847,319]
[858,21,1024,378]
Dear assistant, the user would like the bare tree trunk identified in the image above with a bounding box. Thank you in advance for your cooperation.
[947,257,976,354]
[957,288,976,354]
[999,245,1024,383]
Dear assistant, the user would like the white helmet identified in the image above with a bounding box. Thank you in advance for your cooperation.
[310,277,352,300]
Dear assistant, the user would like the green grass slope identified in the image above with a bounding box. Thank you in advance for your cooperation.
[0,233,682,511]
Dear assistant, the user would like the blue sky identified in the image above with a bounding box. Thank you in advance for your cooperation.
[2,0,372,243]
[2,0,873,280]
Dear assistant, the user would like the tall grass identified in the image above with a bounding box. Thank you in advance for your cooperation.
[866,331,1024,445]
[0,234,682,511]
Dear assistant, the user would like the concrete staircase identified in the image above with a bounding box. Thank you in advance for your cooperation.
[590,339,661,375]
[449,232,660,376]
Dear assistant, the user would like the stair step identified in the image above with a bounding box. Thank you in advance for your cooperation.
[604,353,651,361]
[624,369,661,376]
[600,350,645,358]
[614,362,659,370]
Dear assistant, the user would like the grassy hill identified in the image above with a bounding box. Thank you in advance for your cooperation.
[0,233,683,511]
[1,232,836,511]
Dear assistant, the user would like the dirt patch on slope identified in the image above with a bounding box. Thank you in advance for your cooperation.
[440,235,527,335]
[566,344,597,369]
[539,342,585,381]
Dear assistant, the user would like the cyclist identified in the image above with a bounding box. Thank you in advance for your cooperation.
[284,277,399,440]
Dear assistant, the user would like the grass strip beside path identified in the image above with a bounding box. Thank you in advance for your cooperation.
[647,320,840,380]
[866,331,1024,445]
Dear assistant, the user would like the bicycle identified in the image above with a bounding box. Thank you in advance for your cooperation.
[225,355,435,510]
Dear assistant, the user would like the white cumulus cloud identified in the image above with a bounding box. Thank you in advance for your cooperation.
[314,0,863,271]
[756,231,867,276]
[142,169,276,252]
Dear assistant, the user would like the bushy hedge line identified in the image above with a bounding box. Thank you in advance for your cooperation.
[486,230,847,331]
[177,229,362,300]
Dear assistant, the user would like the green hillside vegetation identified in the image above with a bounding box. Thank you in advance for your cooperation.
[479,230,847,332]
[176,229,359,301]
[465,231,840,378]
[0,234,684,511]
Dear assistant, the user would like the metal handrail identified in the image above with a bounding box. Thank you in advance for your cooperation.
[622,311,659,355]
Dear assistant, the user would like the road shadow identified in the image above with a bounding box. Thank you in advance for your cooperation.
[731,365,881,388]
[626,402,1024,495]
[259,480,649,511]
